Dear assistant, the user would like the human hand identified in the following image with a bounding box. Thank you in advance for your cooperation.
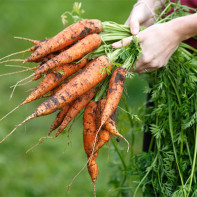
[125,0,160,35]
[113,22,180,73]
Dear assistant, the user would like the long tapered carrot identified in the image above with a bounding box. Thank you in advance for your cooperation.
[94,95,129,151]
[14,36,42,45]
[33,56,111,118]
[48,100,75,136]
[33,45,70,64]
[83,101,98,156]
[0,59,87,122]
[95,129,111,152]
[54,88,96,137]
[101,67,126,126]
[83,101,99,185]
[94,99,111,152]
[33,34,101,76]
[24,19,102,63]
[0,56,110,143]
[24,58,87,104]
[87,158,99,184]
[104,118,129,152]
[0,45,37,62]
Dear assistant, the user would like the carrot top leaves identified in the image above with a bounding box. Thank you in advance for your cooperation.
[61,2,85,25]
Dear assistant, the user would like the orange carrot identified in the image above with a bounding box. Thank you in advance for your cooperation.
[95,98,129,151]
[14,36,47,45]
[0,59,87,122]
[104,118,129,152]
[94,99,111,152]
[54,88,96,137]
[0,45,37,62]
[101,67,126,126]
[33,46,70,63]
[0,56,110,143]
[83,101,99,185]
[95,129,111,152]
[34,56,111,117]
[24,58,87,104]
[48,100,75,136]
[87,158,99,184]
[95,98,106,129]
[83,101,98,156]
[33,34,101,76]
[24,19,102,62]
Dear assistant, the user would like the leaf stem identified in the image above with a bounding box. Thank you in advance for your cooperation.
[168,94,186,197]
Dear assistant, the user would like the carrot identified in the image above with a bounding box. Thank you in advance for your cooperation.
[0,56,110,143]
[33,46,70,63]
[0,45,37,62]
[54,88,96,137]
[41,83,65,98]
[24,19,102,63]
[95,129,111,152]
[24,58,87,104]
[95,98,106,129]
[101,67,126,126]
[104,118,129,152]
[14,36,41,45]
[33,56,111,118]
[83,101,98,156]
[48,101,75,136]
[94,99,111,152]
[83,101,99,187]
[33,34,101,76]
[95,98,129,151]
[87,157,99,184]
[0,59,87,121]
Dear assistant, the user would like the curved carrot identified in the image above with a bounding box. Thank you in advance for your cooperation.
[87,158,99,184]
[48,100,75,136]
[34,56,111,118]
[95,129,111,152]
[101,67,126,126]
[83,101,98,156]
[24,19,102,62]
[33,34,101,76]
[14,36,47,45]
[104,118,129,152]
[33,45,70,64]
[83,101,99,184]
[0,56,110,143]
[94,99,111,152]
[55,88,96,137]
[95,97,129,151]
[24,58,87,104]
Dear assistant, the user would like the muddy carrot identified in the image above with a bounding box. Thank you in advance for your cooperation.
[0,56,110,143]
[34,56,111,117]
[24,19,102,62]
[104,118,129,152]
[101,67,126,126]
[54,88,96,137]
[24,58,87,104]
[33,34,101,76]
[83,101,98,156]
[48,101,75,136]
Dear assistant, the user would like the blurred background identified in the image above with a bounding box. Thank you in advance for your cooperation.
[0,0,148,196]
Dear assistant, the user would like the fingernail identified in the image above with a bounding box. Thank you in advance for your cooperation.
[130,24,139,35]
[131,27,138,35]
[112,42,121,48]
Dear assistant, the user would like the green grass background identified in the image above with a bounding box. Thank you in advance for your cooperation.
[0,0,147,196]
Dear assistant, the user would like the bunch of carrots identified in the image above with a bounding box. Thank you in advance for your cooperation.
[1,2,196,196]
[0,16,139,195]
